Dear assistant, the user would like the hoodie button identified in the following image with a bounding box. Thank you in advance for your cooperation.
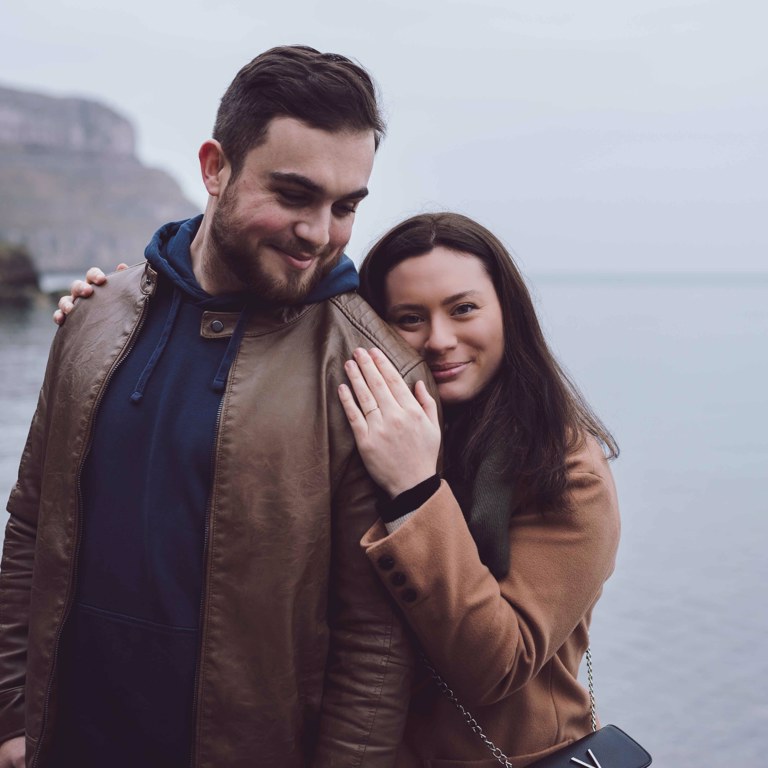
[210,320,225,333]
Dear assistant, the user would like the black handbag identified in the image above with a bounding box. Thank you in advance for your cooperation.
[424,648,652,767]
[525,725,651,768]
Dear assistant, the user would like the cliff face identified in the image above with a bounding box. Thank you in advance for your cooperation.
[0,84,199,272]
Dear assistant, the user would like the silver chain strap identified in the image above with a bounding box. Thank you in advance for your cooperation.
[585,646,597,733]
[422,646,598,768]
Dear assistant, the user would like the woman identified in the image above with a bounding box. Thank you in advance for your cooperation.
[57,212,620,767]
[338,212,620,767]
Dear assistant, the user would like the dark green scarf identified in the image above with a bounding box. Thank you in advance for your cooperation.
[448,436,516,580]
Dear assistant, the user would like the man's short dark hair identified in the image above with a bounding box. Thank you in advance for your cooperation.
[213,45,385,178]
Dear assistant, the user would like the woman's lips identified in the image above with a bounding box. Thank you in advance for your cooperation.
[429,362,469,382]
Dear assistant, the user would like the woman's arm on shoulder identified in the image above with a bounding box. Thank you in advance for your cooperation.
[360,436,620,708]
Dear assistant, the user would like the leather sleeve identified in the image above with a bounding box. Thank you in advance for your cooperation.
[313,450,415,767]
[0,331,57,741]
[313,358,435,767]
[360,436,620,709]
[0,514,36,742]
[0,265,149,750]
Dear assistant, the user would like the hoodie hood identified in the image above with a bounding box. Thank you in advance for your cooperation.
[145,215,239,310]
[132,217,360,401]
[145,215,360,306]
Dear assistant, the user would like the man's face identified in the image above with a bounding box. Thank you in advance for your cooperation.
[208,117,375,303]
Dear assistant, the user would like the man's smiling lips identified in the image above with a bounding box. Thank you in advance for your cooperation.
[429,361,470,382]
[271,244,318,271]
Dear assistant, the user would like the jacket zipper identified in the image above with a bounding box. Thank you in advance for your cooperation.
[188,390,226,768]
[30,274,154,767]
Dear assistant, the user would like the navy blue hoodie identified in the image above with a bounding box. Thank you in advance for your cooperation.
[49,216,359,767]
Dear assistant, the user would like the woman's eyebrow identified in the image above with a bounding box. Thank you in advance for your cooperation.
[387,302,424,313]
[441,290,480,306]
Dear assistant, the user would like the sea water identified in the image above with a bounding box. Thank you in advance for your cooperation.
[1,273,766,766]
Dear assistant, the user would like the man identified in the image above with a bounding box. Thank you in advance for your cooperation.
[0,46,434,768]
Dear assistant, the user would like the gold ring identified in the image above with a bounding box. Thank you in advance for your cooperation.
[363,406,379,416]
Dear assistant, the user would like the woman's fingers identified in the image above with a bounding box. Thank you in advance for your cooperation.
[353,347,421,414]
[344,358,383,418]
[367,347,420,408]
[85,267,108,285]
[414,380,440,427]
[339,351,442,498]
[337,383,369,440]
[52,279,95,325]
[350,348,401,413]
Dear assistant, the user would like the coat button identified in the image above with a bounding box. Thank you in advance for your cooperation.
[401,588,418,603]
[377,555,395,571]
[210,320,225,333]
[390,572,406,587]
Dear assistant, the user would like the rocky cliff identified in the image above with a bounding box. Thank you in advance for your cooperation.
[0,241,39,302]
[0,84,199,272]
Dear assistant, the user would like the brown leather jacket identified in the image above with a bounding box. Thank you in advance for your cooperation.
[0,263,431,767]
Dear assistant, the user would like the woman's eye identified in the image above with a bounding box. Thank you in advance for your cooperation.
[395,313,422,327]
[453,303,476,316]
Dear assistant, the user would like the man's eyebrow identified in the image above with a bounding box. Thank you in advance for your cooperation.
[270,172,369,200]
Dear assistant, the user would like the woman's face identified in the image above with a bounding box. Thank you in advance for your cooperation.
[384,246,505,405]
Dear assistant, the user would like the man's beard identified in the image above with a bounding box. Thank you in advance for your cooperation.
[208,189,336,304]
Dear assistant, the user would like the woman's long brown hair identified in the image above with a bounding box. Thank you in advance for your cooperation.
[359,212,618,512]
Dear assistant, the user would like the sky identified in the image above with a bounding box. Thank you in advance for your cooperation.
[1,0,767,273]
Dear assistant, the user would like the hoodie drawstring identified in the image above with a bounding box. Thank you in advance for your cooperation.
[212,305,251,394]
[130,288,182,403]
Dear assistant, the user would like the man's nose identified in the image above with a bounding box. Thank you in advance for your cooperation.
[294,209,331,250]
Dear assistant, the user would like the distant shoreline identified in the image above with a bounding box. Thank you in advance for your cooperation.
[38,269,768,295]
[530,271,768,286]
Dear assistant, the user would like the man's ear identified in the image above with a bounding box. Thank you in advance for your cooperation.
[198,140,230,197]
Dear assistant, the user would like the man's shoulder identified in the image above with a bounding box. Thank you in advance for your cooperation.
[327,292,423,375]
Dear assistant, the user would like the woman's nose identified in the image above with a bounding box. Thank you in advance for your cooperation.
[424,318,457,353]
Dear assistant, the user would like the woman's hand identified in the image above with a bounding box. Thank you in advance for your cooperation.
[338,347,441,498]
[52,264,128,325]
[0,736,25,767]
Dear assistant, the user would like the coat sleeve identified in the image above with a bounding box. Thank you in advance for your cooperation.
[360,436,620,709]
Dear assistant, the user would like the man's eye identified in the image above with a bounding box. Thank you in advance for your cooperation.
[279,190,308,205]
[334,204,358,217]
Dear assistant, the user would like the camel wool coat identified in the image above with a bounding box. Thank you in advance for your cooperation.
[361,434,620,767]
